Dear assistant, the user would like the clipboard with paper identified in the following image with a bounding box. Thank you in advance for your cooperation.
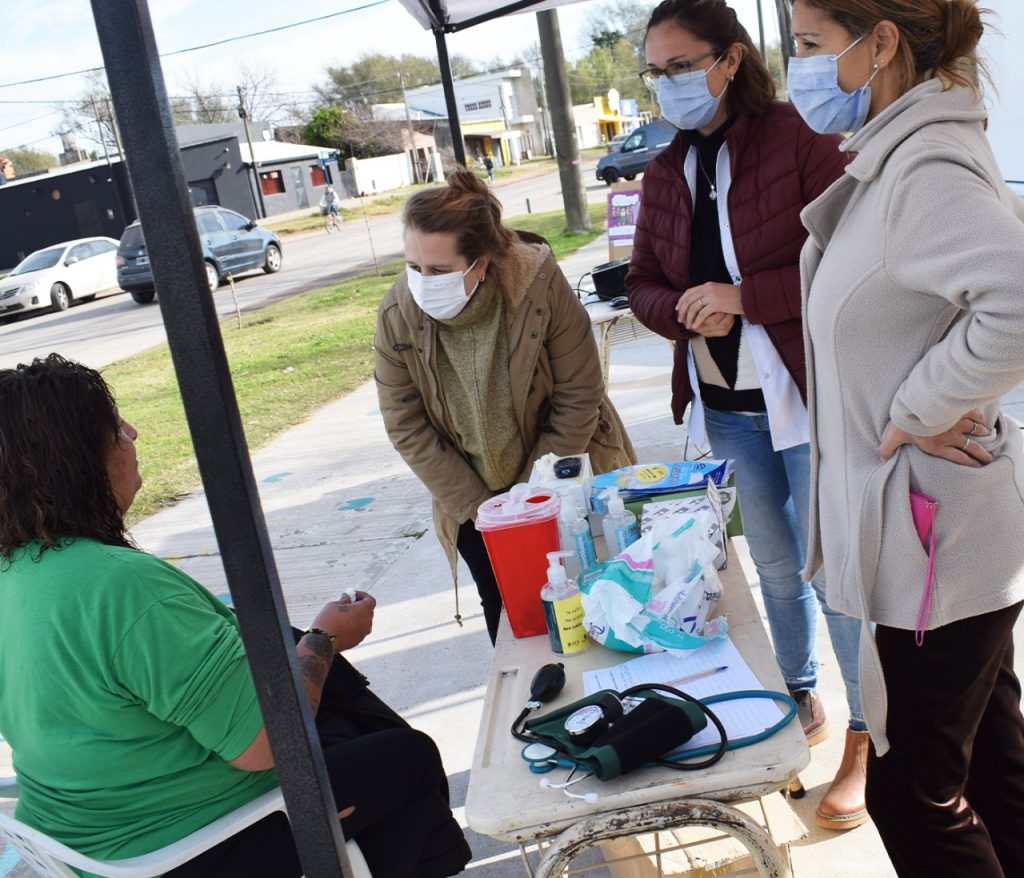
[582,635,787,752]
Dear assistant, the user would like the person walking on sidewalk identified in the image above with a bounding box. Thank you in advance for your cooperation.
[0,354,471,878]
[483,154,495,182]
[374,170,635,645]
[790,0,1024,874]
[627,0,867,830]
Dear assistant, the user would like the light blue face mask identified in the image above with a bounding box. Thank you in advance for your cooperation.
[787,35,880,134]
[654,56,727,131]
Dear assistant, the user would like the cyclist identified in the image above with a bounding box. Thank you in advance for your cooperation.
[321,186,342,230]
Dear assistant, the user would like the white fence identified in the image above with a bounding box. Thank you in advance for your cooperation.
[345,153,411,196]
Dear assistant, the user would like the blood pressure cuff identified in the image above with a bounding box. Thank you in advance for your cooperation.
[524,689,706,781]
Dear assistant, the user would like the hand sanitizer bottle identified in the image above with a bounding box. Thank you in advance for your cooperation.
[601,487,640,555]
[540,551,589,655]
[557,489,598,582]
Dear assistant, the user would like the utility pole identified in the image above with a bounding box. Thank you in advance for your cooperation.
[775,0,793,90]
[90,96,112,165]
[536,8,589,233]
[104,98,126,160]
[756,0,767,61]
[399,72,421,183]
[237,85,266,219]
[535,57,554,155]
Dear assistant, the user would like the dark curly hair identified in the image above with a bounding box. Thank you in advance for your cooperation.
[0,354,133,561]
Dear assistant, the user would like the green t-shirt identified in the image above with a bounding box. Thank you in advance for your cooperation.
[0,538,277,873]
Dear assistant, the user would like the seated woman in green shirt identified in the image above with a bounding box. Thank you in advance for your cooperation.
[0,354,470,878]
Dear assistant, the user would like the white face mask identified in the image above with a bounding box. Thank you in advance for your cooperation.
[406,258,479,320]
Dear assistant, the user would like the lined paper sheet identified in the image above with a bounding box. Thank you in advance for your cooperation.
[582,637,786,752]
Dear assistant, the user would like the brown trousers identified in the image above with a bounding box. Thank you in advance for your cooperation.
[866,601,1024,877]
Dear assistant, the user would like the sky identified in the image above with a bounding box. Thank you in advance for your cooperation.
[0,0,775,159]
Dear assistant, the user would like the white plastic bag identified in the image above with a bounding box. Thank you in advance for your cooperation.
[581,510,728,656]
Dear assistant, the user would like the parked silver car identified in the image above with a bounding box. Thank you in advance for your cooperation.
[0,237,120,318]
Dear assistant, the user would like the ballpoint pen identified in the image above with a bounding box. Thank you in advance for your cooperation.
[665,665,728,687]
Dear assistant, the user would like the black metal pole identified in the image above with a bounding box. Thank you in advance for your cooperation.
[433,26,466,167]
[87,3,350,876]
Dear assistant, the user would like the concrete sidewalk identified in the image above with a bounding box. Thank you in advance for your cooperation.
[128,234,900,877]
[0,233,980,877]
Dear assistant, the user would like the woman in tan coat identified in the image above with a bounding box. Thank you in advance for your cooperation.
[374,171,635,644]
[790,0,1024,873]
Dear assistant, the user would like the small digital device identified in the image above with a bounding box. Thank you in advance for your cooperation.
[609,295,630,310]
[554,456,582,479]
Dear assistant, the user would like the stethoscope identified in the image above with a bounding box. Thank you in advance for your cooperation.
[520,743,599,803]
[520,741,578,774]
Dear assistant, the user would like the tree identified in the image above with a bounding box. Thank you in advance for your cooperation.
[569,37,655,113]
[234,62,293,125]
[315,52,479,107]
[1,148,58,176]
[584,0,651,60]
[176,70,235,124]
[302,104,403,160]
[56,69,119,157]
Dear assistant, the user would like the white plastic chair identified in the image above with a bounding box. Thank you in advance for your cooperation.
[0,777,370,878]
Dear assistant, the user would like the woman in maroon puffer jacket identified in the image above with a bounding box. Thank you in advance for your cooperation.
[627,0,865,831]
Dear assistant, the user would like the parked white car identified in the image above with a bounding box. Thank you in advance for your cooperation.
[0,237,120,318]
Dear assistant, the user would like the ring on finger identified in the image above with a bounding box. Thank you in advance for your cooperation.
[969,420,980,436]
[961,436,971,453]
[698,297,705,308]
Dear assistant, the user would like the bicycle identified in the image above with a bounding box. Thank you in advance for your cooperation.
[324,210,342,234]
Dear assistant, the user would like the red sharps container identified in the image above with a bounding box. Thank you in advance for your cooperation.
[475,484,561,638]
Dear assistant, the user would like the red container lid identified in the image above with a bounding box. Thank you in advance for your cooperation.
[475,483,560,532]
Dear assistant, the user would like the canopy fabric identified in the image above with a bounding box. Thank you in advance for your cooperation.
[398,0,588,32]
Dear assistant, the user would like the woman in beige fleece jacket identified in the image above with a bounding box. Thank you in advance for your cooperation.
[790,0,1024,874]
[374,171,635,644]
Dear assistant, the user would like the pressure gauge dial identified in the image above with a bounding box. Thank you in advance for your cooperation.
[563,693,623,747]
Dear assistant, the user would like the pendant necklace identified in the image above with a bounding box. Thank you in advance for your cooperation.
[696,150,718,201]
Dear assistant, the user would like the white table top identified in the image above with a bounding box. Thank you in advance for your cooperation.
[582,295,634,326]
[464,550,810,843]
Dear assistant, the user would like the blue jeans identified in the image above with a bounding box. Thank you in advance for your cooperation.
[703,407,864,730]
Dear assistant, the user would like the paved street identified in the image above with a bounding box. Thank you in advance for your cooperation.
[3,166,1024,877]
[0,158,610,371]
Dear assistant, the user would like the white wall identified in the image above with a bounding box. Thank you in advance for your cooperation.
[345,153,412,195]
[984,0,1024,182]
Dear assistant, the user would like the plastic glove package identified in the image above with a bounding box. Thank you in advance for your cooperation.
[581,508,728,656]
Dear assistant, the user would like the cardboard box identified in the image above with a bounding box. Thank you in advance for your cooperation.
[624,473,744,538]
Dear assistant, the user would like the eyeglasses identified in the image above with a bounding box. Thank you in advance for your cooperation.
[639,50,721,89]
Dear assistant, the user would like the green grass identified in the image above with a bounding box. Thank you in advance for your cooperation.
[262,157,567,236]
[110,202,608,524]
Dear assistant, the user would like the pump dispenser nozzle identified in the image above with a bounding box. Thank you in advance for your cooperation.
[546,550,573,586]
[601,486,626,517]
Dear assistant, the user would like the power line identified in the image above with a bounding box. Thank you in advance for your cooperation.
[0,1,389,90]
[0,110,62,133]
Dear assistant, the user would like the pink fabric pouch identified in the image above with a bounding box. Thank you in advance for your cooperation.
[910,490,938,646]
